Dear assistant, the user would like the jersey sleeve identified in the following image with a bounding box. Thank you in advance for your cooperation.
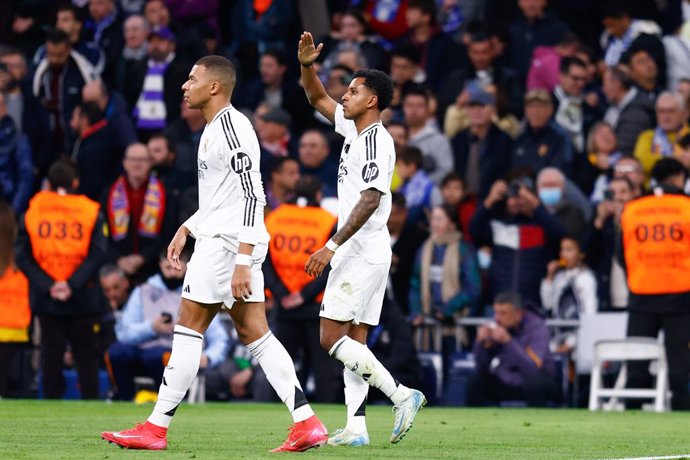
[334,104,357,138]
[220,116,267,246]
[357,129,393,195]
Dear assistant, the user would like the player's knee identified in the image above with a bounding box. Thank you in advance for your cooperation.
[320,333,340,353]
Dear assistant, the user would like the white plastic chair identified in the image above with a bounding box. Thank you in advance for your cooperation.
[588,337,670,412]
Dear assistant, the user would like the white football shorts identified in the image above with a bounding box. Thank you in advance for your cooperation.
[181,237,267,308]
[320,253,390,326]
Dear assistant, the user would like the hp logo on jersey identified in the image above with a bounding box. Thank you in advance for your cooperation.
[361,162,379,183]
[230,152,252,173]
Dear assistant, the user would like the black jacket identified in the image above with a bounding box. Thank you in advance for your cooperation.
[451,124,513,200]
[583,216,618,310]
[391,221,428,315]
[15,208,107,317]
[512,122,574,177]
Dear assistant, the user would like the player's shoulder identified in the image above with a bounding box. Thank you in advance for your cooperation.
[211,106,256,149]
[364,122,394,155]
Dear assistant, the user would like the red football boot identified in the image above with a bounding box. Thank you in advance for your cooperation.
[101,421,168,450]
[270,415,328,453]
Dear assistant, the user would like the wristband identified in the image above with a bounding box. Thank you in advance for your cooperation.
[235,253,252,266]
[325,239,339,252]
[301,62,313,68]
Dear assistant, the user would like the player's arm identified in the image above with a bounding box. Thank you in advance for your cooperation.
[298,31,337,124]
[305,189,381,277]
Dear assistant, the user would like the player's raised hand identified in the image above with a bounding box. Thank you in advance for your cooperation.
[305,246,334,277]
[297,31,323,67]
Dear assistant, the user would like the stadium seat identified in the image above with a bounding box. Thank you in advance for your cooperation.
[588,337,670,412]
[418,352,443,405]
[440,352,475,406]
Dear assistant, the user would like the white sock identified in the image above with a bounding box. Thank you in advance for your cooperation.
[248,331,314,423]
[329,336,411,405]
[344,367,367,433]
[148,325,203,428]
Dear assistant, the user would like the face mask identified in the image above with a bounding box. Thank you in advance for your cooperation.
[477,250,492,270]
[539,187,562,206]
[161,275,184,290]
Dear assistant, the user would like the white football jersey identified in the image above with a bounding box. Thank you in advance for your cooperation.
[183,105,269,252]
[333,104,395,263]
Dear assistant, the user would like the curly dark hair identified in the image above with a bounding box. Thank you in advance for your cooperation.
[352,69,394,111]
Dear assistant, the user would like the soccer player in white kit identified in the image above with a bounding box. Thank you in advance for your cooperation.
[101,55,328,453]
[298,32,426,446]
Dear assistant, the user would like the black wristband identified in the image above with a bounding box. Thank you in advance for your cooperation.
[301,62,313,68]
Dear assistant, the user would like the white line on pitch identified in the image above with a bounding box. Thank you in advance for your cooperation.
[603,455,690,460]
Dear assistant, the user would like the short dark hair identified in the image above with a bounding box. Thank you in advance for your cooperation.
[195,54,237,90]
[293,174,322,202]
[57,3,82,22]
[601,0,630,20]
[494,291,524,309]
[48,158,79,189]
[262,48,286,67]
[342,8,368,31]
[437,203,461,230]
[397,146,424,168]
[652,157,687,185]
[441,172,464,189]
[401,83,429,103]
[559,56,587,75]
[391,44,421,65]
[607,66,634,90]
[148,133,175,153]
[608,175,634,192]
[352,68,394,111]
[408,0,437,20]
[46,29,71,46]
[391,191,407,209]
[77,101,104,125]
[271,156,298,175]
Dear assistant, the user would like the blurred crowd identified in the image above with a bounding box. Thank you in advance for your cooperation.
[2,0,690,407]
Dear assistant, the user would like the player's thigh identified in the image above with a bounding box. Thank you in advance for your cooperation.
[226,300,270,345]
[177,297,223,333]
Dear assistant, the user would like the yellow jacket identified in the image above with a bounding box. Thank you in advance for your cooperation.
[633,125,690,179]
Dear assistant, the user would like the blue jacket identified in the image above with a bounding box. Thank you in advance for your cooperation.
[0,116,33,213]
[512,122,574,178]
[470,202,565,305]
[115,274,229,368]
[473,309,556,387]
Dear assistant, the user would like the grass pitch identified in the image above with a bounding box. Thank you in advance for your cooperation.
[0,400,689,459]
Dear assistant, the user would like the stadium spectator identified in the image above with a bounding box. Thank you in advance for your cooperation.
[69,101,121,201]
[121,26,189,139]
[81,80,137,156]
[404,85,454,184]
[297,130,338,198]
[527,31,581,93]
[613,156,646,198]
[103,143,174,282]
[396,146,434,228]
[438,173,475,241]
[115,15,150,92]
[409,204,481,362]
[552,57,603,155]
[0,47,50,178]
[147,134,182,197]
[439,31,522,125]
[0,92,33,214]
[257,107,296,181]
[663,31,690,92]
[540,236,597,354]
[602,66,655,156]
[265,157,300,211]
[600,0,666,86]
[99,264,131,356]
[512,90,574,177]
[33,29,98,155]
[388,193,427,315]
[582,122,623,201]
[356,0,410,41]
[388,45,423,115]
[144,0,171,28]
[467,291,560,407]
[536,168,587,241]
[263,175,342,402]
[634,92,690,179]
[163,101,205,191]
[619,158,690,410]
[450,85,512,200]
[230,0,296,54]
[470,176,566,305]
[107,251,228,401]
[15,159,107,399]
[584,176,634,311]
[83,0,124,86]
[0,202,30,397]
[397,0,461,93]
[508,0,567,80]
[623,47,660,101]
[33,4,104,73]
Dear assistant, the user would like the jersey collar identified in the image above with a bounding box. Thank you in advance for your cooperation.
[358,120,381,138]
[210,104,233,125]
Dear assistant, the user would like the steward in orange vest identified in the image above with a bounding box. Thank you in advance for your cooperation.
[14,159,107,399]
[618,158,690,410]
[263,176,343,402]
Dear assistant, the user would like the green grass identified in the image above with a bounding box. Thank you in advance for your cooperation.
[0,401,689,459]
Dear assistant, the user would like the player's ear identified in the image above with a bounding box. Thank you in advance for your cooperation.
[367,94,378,109]
[210,81,219,96]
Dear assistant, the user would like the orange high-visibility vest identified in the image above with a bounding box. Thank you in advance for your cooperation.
[24,191,99,282]
[0,266,30,341]
[265,204,336,302]
[621,193,690,294]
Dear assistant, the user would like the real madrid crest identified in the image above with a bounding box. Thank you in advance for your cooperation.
[204,137,209,153]
[538,144,548,157]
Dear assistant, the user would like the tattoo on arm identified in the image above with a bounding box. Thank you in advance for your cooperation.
[332,189,382,246]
